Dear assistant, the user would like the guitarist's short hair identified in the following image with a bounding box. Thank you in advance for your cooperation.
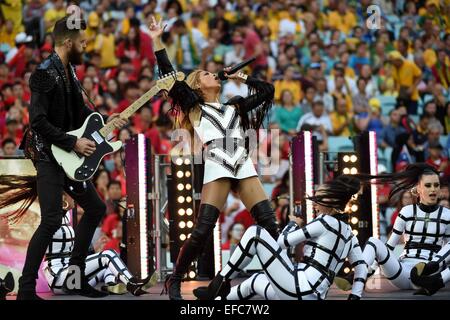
[53,15,87,47]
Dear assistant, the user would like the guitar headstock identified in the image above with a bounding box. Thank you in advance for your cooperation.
[157,71,185,92]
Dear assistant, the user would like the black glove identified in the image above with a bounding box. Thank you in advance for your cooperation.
[347,294,361,300]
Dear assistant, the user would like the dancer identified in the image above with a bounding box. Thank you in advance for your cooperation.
[194,175,368,300]
[0,177,156,297]
[346,164,450,292]
[14,16,127,300]
[148,17,278,300]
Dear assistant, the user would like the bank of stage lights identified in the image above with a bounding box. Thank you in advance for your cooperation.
[170,156,197,280]
[337,152,361,275]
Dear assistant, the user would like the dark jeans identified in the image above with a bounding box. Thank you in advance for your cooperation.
[19,161,106,292]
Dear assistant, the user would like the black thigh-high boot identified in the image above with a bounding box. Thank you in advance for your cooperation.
[164,203,220,300]
[250,199,279,239]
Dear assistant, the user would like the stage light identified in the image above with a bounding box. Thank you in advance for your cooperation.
[350,167,358,174]
[168,154,196,280]
[351,217,359,225]
[343,168,350,174]
[352,229,359,236]
[189,271,196,279]
[344,267,350,273]
[351,204,358,212]
[350,155,358,163]
[343,155,350,162]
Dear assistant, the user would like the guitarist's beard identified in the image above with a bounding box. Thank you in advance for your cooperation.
[68,45,83,65]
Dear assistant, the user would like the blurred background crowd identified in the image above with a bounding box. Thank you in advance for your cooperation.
[0,0,449,251]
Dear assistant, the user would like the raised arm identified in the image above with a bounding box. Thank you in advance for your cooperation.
[148,16,175,75]
[225,72,275,113]
[148,16,201,114]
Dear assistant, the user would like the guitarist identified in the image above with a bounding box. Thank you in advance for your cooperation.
[17,16,127,300]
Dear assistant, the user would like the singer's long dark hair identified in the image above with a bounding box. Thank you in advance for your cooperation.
[307,163,440,212]
[0,175,37,224]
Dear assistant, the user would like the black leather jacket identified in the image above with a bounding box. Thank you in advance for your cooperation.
[20,52,103,162]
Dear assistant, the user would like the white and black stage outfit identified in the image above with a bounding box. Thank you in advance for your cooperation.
[363,203,450,289]
[201,213,367,300]
[156,48,279,299]
[43,213,152,295]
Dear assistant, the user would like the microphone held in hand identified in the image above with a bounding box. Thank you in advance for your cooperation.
[217,56,256,80]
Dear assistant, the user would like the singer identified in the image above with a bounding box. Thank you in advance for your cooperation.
[148,17,278,300]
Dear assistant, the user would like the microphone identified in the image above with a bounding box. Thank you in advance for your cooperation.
[217,56,256,80]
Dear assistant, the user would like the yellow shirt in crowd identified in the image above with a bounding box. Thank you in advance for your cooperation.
[274,80,302,104]
[95,33,118,68]
[330,111,352,137]
[423,48,437,68]
[0,26,16,47]
[327,10,357,34]
[1,0,24,34]
[392,60,422,101]
[44,8,66,32]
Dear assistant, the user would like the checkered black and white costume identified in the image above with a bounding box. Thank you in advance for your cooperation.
[194,102,257,184]
[362,204,450,289]
[221,214,367,300]
[42,213,133,293]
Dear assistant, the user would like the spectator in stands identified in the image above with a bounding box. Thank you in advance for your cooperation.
[389,50,422,114]
[105,180,123,216]
[221,222,245,254]
[444,102,450,135]
[426,142,449,179]
[95,19,118,69]
[274,65,302,105]
[274,89,302,135]
[296,100,331,151]
[299,86,316,115]
[1,137,17,156]
[93,169,110,201]
[410,113,431,162]
[330,96,352,137]
[171,18,207,73]
[314,77,334,113]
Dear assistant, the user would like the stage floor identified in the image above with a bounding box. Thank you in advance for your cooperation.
[6,275,450,300]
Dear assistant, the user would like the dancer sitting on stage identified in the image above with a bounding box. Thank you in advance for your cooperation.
[0,176,156,296]
[148,17,279,300]
[338,164,450,294]
[410,234,450,295]
[195,175,368,300]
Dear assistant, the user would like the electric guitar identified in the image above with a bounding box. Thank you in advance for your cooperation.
[51,71,184,181]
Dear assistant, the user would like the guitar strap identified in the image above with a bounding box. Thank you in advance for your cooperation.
[70,64,101,114]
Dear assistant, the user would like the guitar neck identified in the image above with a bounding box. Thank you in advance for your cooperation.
[100,85,161,138]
